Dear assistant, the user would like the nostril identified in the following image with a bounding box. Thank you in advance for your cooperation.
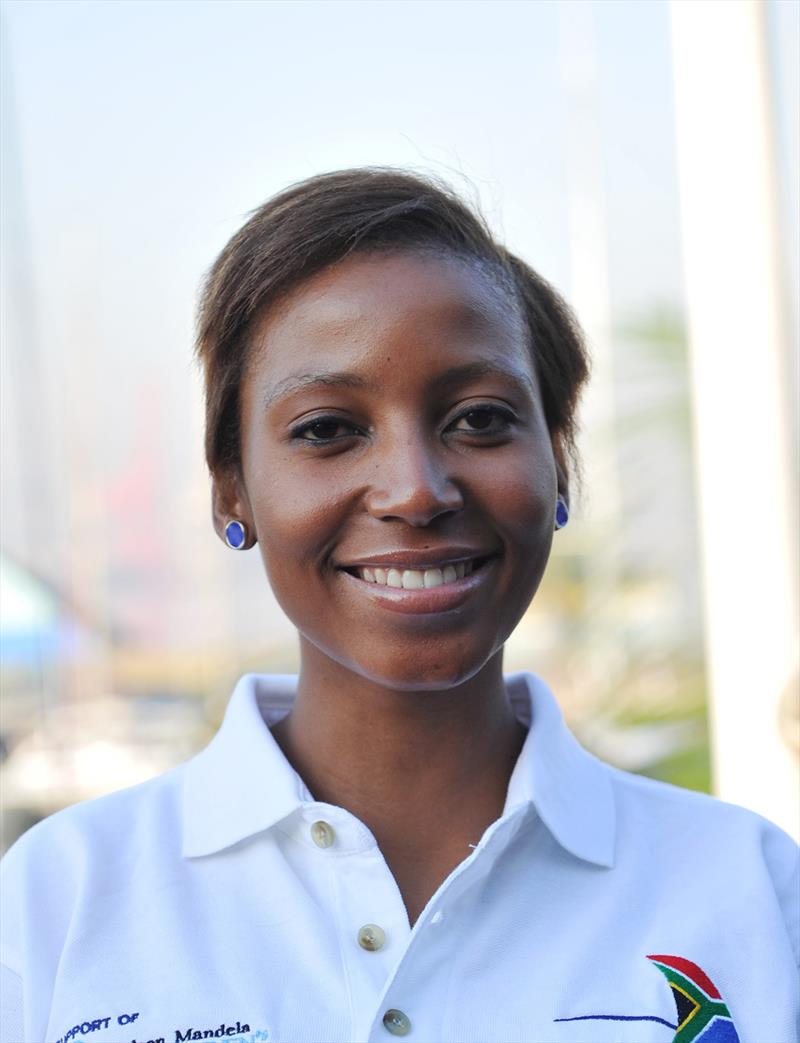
[363,469,464,525]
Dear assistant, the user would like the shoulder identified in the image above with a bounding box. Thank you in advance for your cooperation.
[2,763,185,870]
[605,763,799,960]
[608,761,798,855]
[0,765,185,969]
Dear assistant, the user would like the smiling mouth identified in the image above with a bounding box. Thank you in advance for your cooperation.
[340,556,493,589]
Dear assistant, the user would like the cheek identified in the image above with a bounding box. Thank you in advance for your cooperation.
[476,450,556,542]
[247,463,350,617]
[247,449,339,551]
[255,495,335,577]
[474,451,557,621]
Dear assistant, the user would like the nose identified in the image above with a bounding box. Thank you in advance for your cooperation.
[364,432,464,527]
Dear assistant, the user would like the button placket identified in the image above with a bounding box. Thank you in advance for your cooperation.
[325,838,409,1041]
[365,839,504,1042]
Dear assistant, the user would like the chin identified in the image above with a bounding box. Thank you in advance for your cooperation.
[340,637,502,693]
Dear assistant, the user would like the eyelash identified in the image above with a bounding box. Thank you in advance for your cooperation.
[289,405,517,445]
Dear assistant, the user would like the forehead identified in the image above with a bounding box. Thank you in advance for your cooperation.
[246,250,532,387]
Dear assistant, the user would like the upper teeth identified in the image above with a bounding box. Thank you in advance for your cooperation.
[357,562,474,588]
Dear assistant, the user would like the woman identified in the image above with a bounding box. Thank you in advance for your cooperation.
[1,170,797,1043]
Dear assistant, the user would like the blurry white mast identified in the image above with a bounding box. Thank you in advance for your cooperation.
[670,0,799,838]
[558,2,625,705]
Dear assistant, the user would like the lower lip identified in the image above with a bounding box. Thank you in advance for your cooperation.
[337,559,497,615]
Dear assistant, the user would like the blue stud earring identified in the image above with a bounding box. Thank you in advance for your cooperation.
[554,497,569,531]
[224,519,247,550]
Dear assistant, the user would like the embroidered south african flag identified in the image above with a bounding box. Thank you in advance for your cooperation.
[647,954,741,1043]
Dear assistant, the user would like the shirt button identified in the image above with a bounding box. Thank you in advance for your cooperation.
[357,923,386,951]
[310,820,335,848]
[382,1009,411,1036]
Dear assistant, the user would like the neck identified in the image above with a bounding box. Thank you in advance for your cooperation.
[269,642,527,851]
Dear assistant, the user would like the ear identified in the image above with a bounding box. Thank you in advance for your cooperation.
[211,467,257,549]
[552,440,570,510]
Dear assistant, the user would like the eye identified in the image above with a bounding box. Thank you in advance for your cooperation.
[290,416,362,443]
[448,405,515,435]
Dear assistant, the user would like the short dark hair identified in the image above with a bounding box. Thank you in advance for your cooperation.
[195,168,590,482]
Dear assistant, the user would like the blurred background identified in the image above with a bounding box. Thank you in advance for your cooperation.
[1,0,797,850]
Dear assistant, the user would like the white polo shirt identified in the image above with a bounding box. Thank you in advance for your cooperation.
[1,672,797,1043]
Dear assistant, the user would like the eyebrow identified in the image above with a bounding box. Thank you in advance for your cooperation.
[262,372,371,409]
[262,361,535,410]
[432,361,536,397]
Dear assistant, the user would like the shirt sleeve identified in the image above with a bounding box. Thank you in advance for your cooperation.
[0,962,24,1043]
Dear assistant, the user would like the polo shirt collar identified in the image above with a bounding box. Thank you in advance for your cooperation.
[182,671,616,868]
[504,671,616,867]
[182,674,311,858]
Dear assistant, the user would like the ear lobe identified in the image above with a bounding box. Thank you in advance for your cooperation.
[211,469,255,548]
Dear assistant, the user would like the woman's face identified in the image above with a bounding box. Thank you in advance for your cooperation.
[215,250,565,690]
